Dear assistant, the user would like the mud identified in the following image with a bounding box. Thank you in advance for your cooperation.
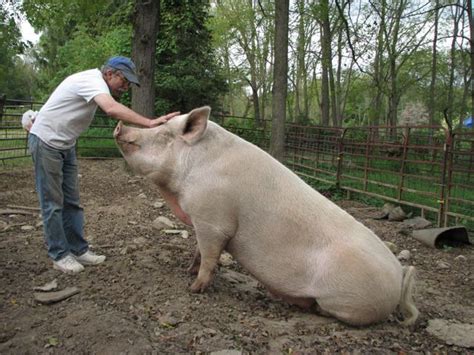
[1,159,472,354]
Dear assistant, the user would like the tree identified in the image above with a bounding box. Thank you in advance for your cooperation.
[155,0,227,113]
[428,0,440,126]
[317,0,331,126]
[131,0,160,117]
[0,2,32,99]
[269,0,289,161]
[468,0,474,115]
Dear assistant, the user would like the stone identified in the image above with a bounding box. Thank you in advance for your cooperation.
[388,207,407,221]
[436,261,451,269]
[426,319,474,348]
[210,350,242,355]
[401,217,432,230]
[152,216,175,230]
[34,287,80,304]
[153,201,164,208]
[397,250,411,261]
[163,229,183,235]
[219,252,234,266]
[33,279,58,292]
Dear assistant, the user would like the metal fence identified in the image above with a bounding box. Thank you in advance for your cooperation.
[1,98,473,227]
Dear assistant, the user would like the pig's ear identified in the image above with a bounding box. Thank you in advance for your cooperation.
[181,106,211,145]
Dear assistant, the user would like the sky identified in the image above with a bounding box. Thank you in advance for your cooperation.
[20,19,40,44]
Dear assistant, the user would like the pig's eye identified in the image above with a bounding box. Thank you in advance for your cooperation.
[117,138,140,153]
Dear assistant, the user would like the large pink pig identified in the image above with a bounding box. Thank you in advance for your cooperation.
[114,106,419,326]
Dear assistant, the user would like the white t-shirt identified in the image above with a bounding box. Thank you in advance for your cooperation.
[31,69,111,149]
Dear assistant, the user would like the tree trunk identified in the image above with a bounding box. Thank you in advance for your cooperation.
[428,0,439,126]
[387,0,403,128]
[369,0,386,127]
[131,0,160,117]
[447,4,462,126]
[251,84,261,126]
[320,0,330,126]
[468,0,474,116]
[270,0,289,161]
[295,0,306,122]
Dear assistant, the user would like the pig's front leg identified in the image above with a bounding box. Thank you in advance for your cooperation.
[190,220,229,293]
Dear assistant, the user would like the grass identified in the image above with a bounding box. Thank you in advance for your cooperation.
[77,127,120,158]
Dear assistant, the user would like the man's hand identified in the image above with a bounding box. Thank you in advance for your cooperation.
[149,111,181,128]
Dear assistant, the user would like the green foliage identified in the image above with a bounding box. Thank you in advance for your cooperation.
[0,5,34,99]
[155,0,228,113]
[23,0,133,99]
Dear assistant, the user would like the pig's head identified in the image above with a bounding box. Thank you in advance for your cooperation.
[114,106,211,187]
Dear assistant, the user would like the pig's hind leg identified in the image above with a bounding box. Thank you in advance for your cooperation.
[189,220,229,293]
[266,286,317,309]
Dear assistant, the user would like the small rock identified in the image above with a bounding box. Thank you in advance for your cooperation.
[454,255,467,262]
[128,221,138,225]
[153,201,164,208]
[401,217,432,230]
[138,193,147,199]
[384,241,399,254]
[181,230,189,239]
[436,261,451,269]
[158,313,180,327]
[374,203,396,219]
[133,237,147,245]
[152,216,175,230]
[163,229,183,235]
[426,319,474,348]
[388,207,407,221]
[33,279,58,292]
[397,249,411,261]
[34,287,80,304]
[20,225,35,231]
[219,252,234,266]
[210,350,242,355]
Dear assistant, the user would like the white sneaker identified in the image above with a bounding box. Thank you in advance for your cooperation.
[74,250,106,265]
[53,255,85,274]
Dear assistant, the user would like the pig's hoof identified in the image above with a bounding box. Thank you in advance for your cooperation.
[190,279,209,293]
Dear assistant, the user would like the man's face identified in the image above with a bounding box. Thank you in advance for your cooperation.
[104,70,130,98]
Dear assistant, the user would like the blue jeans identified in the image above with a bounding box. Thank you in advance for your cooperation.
[28,134,88,261]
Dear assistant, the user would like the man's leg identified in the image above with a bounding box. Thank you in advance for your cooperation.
[62,146,89,255]
[62,146,105,265]
[28,134,70,261]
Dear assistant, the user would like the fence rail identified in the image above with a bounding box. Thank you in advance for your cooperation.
[1,98,473,227]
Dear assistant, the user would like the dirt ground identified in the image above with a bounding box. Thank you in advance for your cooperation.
[1,159,473,354]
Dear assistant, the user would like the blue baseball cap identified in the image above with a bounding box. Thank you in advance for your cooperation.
[105,56,140,86]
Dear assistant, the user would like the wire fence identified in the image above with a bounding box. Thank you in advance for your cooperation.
[1,98,473,228]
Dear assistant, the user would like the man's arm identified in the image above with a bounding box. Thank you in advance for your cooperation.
[94,93,179,127]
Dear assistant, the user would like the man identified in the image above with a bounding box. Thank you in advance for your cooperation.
[28,56,179,273]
